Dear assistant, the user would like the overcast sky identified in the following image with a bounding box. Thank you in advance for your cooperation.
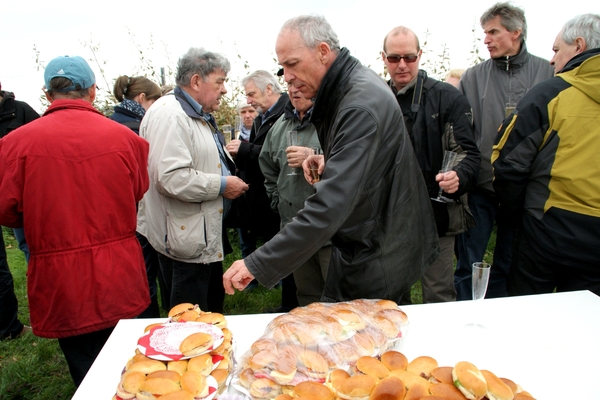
[2,0,598,112]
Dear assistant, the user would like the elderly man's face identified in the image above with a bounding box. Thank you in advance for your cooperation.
[483,16,522,58]
[382,32,422,91]
[244,81,272,114]
[550,30,580,74]
[239,105,258,129]
[276,29,329,100]
[195,69,227,112]
[288,85,313,115]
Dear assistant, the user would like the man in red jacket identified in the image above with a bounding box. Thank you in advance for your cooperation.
[0,55,150,387]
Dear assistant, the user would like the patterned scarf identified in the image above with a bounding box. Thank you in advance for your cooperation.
[117,98,146,119]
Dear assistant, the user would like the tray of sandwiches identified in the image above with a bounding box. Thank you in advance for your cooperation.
[231,298,536,400]
[112,303,234,400]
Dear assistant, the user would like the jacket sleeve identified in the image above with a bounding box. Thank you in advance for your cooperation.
[132,136,150,202]
[245,106,380,288]
[491,84,550,225]
[444,88,480,198]
[258,129,279,213]
[0,139,23,228]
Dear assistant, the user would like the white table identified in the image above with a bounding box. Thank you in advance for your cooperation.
[72,291,600,400]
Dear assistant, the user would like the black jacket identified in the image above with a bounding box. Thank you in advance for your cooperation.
[0,91,40,138]
[232,94,290,235]
[245,48,439,302]
[391,70,480,235]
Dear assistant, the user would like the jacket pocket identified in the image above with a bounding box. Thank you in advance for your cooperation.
[165,212,207,259]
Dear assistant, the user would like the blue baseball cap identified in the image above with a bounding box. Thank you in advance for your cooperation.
[44,56,96,92]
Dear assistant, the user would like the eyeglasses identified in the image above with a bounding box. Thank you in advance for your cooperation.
[383,53,419,64]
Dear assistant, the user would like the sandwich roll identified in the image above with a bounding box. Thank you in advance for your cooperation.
[169,303,201,321]
[137,378,181,400]
[407,356,438,379]
[159,390,195,400]
[355,356,390,380]
[187,353,214,376]
[337,375,377,400]
[429,382,469,400]
[429,366,454,384]
[181,370,208,398]
[403,381,430,400]
[297,350,330,381]
[250,378,282,399]
[210,368,228,392]
[380,351,408,371]
[388,369,431,390]
[452,361,487,400]
[481,370,514,400]
[128,359,167,374]
[179,332,214,357]
[368,376,406,400]
[196,312,227,329]
[168,360,189,376]
[294,381,335,400]
[147,370,182,384]
[238,367,257,389]
[116,371,146,399]
[325,369,351,395]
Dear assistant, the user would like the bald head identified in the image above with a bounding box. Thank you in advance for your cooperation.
[383,26,420,53]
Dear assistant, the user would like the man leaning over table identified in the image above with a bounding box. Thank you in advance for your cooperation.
[137,48,248,315]
[223,14,439,302]
[0,55,150,386]
[492,13,600,296]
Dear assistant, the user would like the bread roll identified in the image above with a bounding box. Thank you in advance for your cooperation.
[179,332,213,357]
[368,376,405,400]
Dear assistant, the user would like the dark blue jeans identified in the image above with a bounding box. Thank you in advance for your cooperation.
[454,189,514,300]
[158,254,224,313]
[0,231,24,340]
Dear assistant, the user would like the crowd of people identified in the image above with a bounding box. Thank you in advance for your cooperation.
[1,1,599,389]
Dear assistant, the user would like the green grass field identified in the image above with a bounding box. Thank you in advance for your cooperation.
[0,227,494,399]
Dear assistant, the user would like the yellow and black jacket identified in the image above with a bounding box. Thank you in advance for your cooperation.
[492,48,600,265]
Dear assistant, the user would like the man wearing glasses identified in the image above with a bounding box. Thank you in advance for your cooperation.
[382,26,480,304]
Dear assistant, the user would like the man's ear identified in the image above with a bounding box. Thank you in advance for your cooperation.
[88,85,97,104]
[44,90,54,104]
[318,41,332,65]
[574,37,586,54]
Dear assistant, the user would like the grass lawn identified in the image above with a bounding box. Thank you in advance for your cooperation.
[0,227,495,399]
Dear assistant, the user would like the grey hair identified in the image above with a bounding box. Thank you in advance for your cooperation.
[280,15,341,53]
[562,13,600,50]
[175,47,231,87]
[480,2,527,42]
[241,70,282,93]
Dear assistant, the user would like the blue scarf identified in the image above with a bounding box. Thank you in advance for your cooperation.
[117,98,146,119]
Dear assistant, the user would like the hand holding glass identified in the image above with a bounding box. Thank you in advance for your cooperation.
[308,148,322,182]
[287,131,299,176]
[432,151,458,202]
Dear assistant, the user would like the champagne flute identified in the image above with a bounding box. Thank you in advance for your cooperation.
[233,116,242,141]
[308,147,322,183]
[464,262,491,331]
[431,150,458,202]
[287,131,299,176]
[222,124,232,145]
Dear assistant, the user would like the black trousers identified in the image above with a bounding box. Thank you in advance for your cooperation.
[0,232,24,340]
[57,326,114,387]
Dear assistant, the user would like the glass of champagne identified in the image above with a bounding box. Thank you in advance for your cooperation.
[308,147,322,183]
[233,116,242,141]
[431,150,458,202]
[464,262,491,331]
[287,131,299,176]
[222,124,232,145]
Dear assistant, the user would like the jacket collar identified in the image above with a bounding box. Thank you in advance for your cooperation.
[283,99,313,128]
[174,86,218,131]
[560,47,600,73]
[311,47,360,126]
[42,99,102,117]
[0,91,16,115]
[492,41,530,72]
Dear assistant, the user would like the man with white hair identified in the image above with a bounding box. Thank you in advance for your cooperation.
[236,98,257,142]
[492,13,600,296]
[226,70,298,312]
[223,15,439,302]
[137,47,248,315]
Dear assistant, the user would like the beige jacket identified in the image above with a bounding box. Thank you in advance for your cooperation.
[137,93,229,263]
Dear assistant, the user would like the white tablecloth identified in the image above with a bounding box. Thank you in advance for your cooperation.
[72,290,600,400]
